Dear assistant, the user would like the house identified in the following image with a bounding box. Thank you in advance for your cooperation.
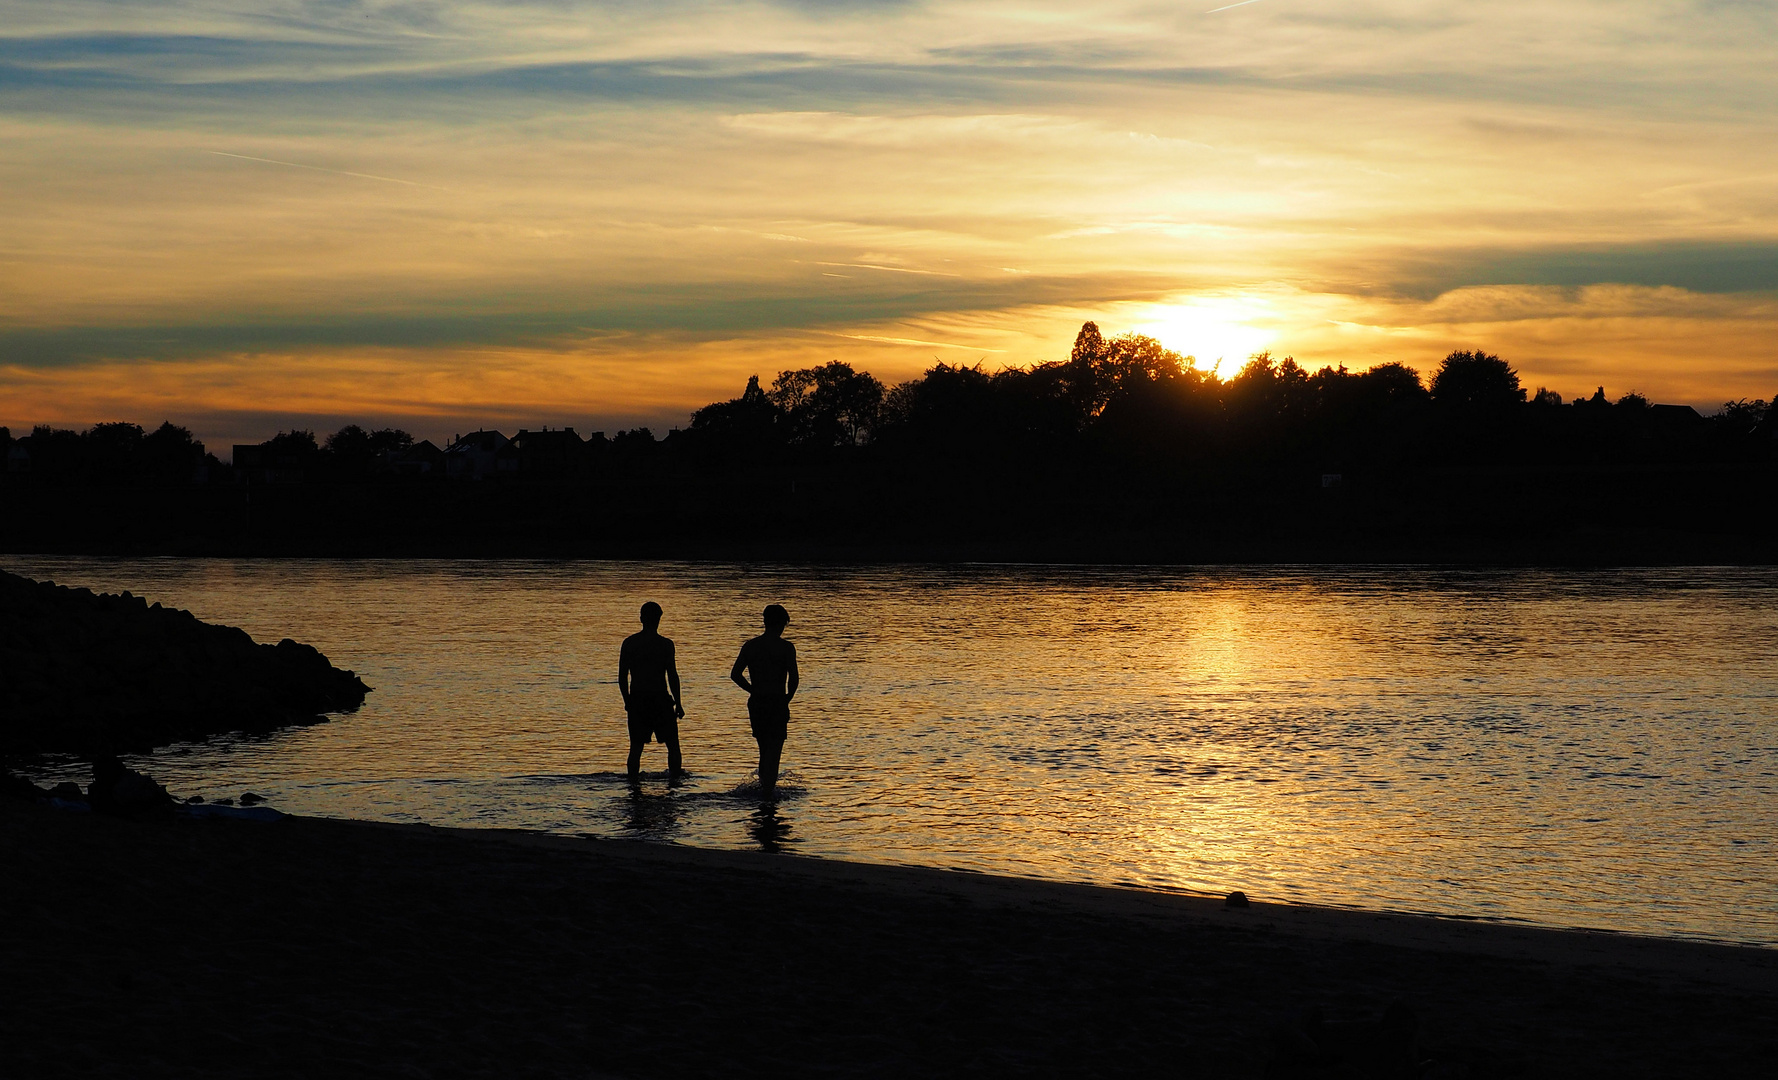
[1650,403,1704,428]
[232,442,312,484]
[443,430,512,480]
[384,439,445,477]
[509,427,587,477]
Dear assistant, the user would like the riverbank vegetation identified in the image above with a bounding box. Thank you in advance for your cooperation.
[3,325,1774,561]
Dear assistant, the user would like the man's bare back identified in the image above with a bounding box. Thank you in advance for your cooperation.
[730,604,797,793]
[733,634,796,701]
[619,631,678,704]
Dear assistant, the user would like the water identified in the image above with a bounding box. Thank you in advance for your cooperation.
[8,557,1777,946]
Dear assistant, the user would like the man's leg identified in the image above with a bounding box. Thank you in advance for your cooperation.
[757,737,784,791]
[626,738,646,779]
[663,737,683,777]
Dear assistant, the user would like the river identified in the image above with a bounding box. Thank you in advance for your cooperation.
[9,557,1776,946]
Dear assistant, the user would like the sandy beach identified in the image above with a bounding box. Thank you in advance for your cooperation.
[3,798,1774,1079]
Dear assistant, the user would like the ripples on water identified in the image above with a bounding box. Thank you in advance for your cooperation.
[9,558,1777,946]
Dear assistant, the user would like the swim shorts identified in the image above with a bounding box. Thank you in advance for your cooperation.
[626,696,678,744]
[747,695,790,743]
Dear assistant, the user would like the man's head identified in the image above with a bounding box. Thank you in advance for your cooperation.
[763,604,790,632]
[640,601,663,629]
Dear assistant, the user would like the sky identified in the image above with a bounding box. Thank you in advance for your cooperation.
[3,1,1777,451]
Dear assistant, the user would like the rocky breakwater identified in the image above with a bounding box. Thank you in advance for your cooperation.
[0,569,370,755]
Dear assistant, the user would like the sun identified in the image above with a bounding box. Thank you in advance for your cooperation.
[1130,295,1279,373]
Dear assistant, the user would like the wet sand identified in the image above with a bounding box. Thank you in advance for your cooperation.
[4,799,1774,1078]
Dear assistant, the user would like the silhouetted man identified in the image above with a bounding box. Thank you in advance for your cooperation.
[731,604,798,794]
[619,601,684,780]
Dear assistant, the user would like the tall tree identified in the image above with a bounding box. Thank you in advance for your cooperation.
[769,362,885,447]
[1430,350,1525,411]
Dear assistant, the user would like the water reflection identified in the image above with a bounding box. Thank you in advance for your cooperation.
[746,801,795,853]
[6,557,1778,946]
[620,778,684,838]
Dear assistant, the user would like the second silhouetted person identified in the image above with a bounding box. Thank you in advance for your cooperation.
[620,601,684,780]
[731,604,798,794]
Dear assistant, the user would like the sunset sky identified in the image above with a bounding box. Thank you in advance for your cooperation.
[3,1,1776,450]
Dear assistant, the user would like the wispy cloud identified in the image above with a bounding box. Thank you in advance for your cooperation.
[815,262,958,276]
[206,149,446,189]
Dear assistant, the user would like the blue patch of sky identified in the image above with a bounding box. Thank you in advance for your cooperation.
[7,50,1763,129]
[0,272,1165,367]
[1396,242,1778,300]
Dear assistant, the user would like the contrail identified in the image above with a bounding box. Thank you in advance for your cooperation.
[1206,0,1267,12]
[814,261,959,277]
[205,150,446,190]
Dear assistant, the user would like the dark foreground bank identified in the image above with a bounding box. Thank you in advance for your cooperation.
[3,800,1773,1079]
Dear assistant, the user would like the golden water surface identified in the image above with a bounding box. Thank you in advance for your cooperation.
[11,558,1777,945]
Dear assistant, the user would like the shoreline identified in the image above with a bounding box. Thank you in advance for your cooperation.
[421,817,1778,981]
[6,798,1774,1077]
[19,774,1778,953]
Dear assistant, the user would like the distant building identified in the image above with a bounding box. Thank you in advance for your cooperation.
[384,439,445,477]
[232,443,311,484]
[1650,403,1704,427]
[509,427,587,477]
[443,430,511,480]
[1575,387,1612,413]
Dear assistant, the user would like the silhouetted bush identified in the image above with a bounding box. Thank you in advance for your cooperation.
[1715,398,1769,435]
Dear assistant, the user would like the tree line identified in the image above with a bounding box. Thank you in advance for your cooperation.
[3,321,1773,487]
[0,422,415,485]
[4,322,1775,560]
[676,323,1773,473]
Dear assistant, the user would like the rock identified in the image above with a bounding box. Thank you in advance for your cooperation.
[240,792,266,806]
[2,770,50,801]
[184,795,205,804]
[0,568,372,755]
[47,781,85,802]
[86,754,173,817]
[1225,890,1249,909]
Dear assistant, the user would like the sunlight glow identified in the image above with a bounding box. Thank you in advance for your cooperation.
[1131,296,1281,371]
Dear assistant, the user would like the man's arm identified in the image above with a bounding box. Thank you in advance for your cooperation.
[618,640,632,706]
[785,642,799,703]
[667,641,685,718]
[730,643,752,694]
